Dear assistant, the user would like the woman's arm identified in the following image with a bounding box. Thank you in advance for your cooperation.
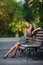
[32,27,41,35]
[24,28,32,40]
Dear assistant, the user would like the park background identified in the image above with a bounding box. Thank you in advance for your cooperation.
[0,0,43,37]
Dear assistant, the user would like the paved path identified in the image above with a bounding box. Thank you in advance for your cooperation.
[0,38,21,49]
[0,49,43,65]
[0,37,25,49]
[0,38,43,65]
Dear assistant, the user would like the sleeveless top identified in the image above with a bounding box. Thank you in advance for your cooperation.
[26,33,32,37]
[24,33,33,44]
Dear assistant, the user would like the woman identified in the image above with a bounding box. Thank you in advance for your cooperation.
[3,22,35,59]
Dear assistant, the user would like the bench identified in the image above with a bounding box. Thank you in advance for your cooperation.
[19,29,43,60]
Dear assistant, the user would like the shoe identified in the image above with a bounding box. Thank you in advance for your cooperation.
[3,55,8,59]
[11,53,16,58]
[11,55,15,58]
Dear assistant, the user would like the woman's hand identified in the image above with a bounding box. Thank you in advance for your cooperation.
[25,36,33,40]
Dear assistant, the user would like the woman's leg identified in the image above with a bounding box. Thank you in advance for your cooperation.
[3,42,21,59]
[11,45,19,58]
[11,43,21,58]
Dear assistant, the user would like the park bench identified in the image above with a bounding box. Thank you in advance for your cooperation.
[19,29,43,60]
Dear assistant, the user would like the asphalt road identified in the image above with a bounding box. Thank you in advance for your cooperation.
[0,49,43,65]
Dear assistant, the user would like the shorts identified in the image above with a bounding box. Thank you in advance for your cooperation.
[18,36,33,45]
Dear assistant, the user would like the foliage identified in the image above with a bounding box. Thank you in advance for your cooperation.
[23,0,43,28]
[0,0,43,37]
[0,0,28,37]
[9,20,29,37]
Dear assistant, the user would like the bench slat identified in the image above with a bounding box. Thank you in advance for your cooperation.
[19,29,43,49]
[35,37,43,39]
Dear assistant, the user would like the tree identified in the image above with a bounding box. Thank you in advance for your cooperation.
[0,0,23,37]
[23,0,43,28]
[23,0,34,22]
[0,0,28,37]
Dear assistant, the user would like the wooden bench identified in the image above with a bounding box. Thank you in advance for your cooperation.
[19,29,43,60]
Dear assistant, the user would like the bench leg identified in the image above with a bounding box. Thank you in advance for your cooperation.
[26,48,31,61]
[33,48,38,60]
[19,48,26,57]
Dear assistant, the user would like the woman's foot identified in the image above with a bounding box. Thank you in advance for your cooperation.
[11,53,16,58]
[3,55,8,59]
[11,55,15,58]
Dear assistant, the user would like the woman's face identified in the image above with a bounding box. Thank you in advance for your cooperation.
[30,23,33,29]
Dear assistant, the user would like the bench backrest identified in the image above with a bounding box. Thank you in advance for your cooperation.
[33,29,43,47]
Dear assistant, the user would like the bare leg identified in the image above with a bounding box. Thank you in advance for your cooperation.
[12,42,21,56]
[11,43,21,58]
[3,42,21,59]
[11,46,19,58]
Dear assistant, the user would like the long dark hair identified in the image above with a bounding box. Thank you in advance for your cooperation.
[30,22,35,32]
